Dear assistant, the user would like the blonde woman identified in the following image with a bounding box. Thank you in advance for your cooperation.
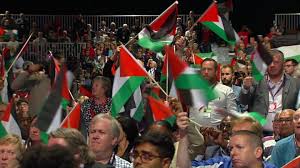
[0,134,24,168]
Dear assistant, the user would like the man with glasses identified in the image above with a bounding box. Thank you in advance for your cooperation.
[284,59,298,76]
[277,109,295,139]
[131,131,175,168]
[271,108,300,167]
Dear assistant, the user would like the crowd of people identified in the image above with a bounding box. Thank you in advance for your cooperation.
[0,4,300,168]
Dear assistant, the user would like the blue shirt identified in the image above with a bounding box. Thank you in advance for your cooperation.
[270,134,297,167]
[192,156,277,168]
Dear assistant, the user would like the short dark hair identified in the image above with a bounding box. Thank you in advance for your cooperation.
[17,99,29,106]
[285,58,298,66]
[116,116,139,146]
[134,131,175,160]
[201,58,218,71]
[221,65,234,74]
[20,145,76,168]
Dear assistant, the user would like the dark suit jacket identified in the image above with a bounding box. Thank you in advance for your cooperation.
[240,74,300,116]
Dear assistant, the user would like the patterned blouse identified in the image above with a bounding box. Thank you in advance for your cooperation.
[81,97,112,133]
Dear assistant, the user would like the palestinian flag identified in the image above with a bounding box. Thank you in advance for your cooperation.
[0,28,18,41]
[111,45,147,120]
[40,131,49,144]
[250,43,273,81]
[160,50,178,99]
[166,45,216,110]
[147,92,176,126]
[120,87,144,122]
[0,99,21,138]
[198,1,239,45]
[61,103,81,129]
[37,65,71,133]
[193,52,214,65]
[138,1,178,52]
[277,44,300,62]
[79,85,92,98]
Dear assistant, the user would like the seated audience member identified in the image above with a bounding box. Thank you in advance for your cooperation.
[48,128,104,168]
[131,131,175,168]
[284,58,298,76]
[88,113,131,167]
[271,108,300,167]
[0,134,24,168]
[176,111,277,168]
[116,116,139,162]
[20,145,76,168]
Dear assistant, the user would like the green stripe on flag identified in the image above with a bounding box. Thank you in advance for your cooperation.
[40,131,49,144]
[284,55,300,63]
[111,76,145,117]
[165,115,176,127]
[196,52,214,58]
[61,98,70,110]
[0,122,8,138]
[248,112,267,126]
[175,74,216,101]
[138,37,172,52]
[202,22,235,45]
[132,101,144,122]
[251,61,264,81]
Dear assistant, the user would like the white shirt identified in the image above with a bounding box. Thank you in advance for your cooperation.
[190,83,240,127]
[264,75,284,131]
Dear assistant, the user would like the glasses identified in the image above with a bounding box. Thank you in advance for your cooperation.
[278,118,293,123]
[130,150,161,162]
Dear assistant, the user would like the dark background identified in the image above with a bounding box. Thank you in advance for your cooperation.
[2,0,299,35]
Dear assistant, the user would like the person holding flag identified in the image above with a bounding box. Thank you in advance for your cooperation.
[240,49,300,135]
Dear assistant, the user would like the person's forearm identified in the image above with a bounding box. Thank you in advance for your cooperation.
[176,134,191,168]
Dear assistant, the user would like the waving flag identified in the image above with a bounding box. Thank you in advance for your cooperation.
[138,1,178,52]
[111,46,147,120]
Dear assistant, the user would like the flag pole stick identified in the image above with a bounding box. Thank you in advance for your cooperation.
[6,32,34,74]
[68,89,75,102]
[125,1,178,47]
[188,1,216,33]
[59,103,78,128]
[147,70,169,97]
[192,51,196,64]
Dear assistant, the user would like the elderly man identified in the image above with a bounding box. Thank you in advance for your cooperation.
[271,108,300,167]
[88,113,131,168]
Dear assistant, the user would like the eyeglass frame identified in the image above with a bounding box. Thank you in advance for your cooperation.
[130,150,163,163]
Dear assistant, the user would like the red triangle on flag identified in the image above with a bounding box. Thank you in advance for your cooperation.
[61,66,71,101]
[61,104,81,129]
[150,1,178,33]
[194,54,204,65]
[198,2,219,23]
[148,96,174,121]
[1,99,13,122]
[165,45,188,79]
[0,27,5,36]
[120,46,148,77]
[79,86,92,98]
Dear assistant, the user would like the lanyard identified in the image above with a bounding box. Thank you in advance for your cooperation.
[266,76,285,102]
